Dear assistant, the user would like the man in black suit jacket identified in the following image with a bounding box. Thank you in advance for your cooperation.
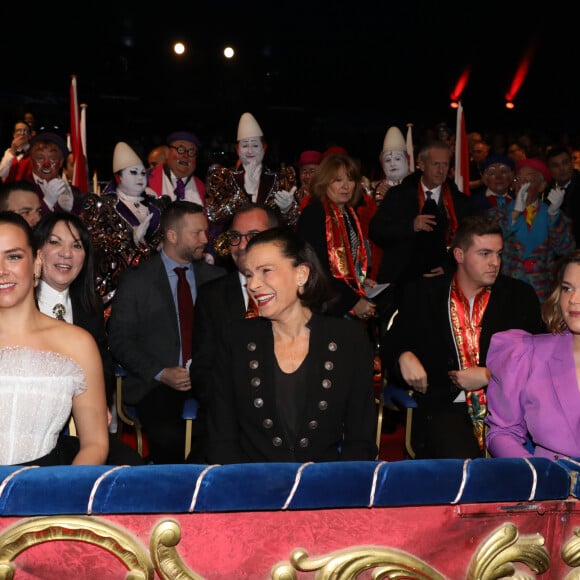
[190,203,279,408]
[381,216,544,459]
[546,146,580,245]
[369,141,474,311]
[108,201,226,464]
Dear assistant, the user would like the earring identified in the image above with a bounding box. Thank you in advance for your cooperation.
[297,281,305,287]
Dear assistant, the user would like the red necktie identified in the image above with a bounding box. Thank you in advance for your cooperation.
[174,267,194,365]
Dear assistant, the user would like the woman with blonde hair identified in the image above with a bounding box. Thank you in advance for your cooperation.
[297,153,377,320]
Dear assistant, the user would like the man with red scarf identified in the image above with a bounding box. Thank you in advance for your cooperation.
[381,216,543,459]
[369,140,473,310]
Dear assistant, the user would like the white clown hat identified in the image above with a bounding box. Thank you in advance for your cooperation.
[382,126,406,153]
[113,142,142,173]
[237,112,264,141]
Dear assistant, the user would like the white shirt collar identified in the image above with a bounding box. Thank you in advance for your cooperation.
[36,280,73,323]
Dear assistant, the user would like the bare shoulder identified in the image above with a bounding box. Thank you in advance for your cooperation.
[36,317,99,364]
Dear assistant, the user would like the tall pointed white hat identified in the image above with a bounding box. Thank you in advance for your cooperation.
[237,112,263,141]
[113,142,142,173]
[382,126,406,153]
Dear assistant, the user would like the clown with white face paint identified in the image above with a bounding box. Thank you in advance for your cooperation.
[374,126,411,202]
[107,142,164,247]
[80,142,168,309]
[205,112,299,232]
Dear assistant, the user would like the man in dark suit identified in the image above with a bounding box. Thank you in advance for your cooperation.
[108,201,226,464]
[190,202,279,408]
[369,140,474,312]
[545,145,580,245]
[381,216,544,459]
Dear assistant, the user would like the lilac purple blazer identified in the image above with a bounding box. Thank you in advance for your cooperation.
[485,329,580,460]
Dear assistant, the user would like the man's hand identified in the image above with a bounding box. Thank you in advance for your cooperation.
[448,367,490,391]
[132,213,153,246]
[413,213,437,232]
[274,186,297,212]
[160,367,191,391]
[45,178,74,211]
[423,266,445,278]
[547,187,565,216]
[513,182,530,213]
[399,351,428,394]
[244,160,261,194]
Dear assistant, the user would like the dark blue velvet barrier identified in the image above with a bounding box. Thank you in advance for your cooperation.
[0,458,573,517]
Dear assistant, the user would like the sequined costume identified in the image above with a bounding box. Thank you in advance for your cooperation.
[80,191,168,311]
[205,163,298,227]
[0,347,85,465]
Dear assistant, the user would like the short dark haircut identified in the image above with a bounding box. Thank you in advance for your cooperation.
[546,146,572,163]
[0,180,38,211]
[160,200,205,235]
[246,226,337,313]
[33,212,98,313]
[452,215,503,251]
[230,202,279,229]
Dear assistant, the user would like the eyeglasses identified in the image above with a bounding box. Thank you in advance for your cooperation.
[169,145,197,157]
[228,230,260,246]
[14,129,31,135]
[300,168,318,175]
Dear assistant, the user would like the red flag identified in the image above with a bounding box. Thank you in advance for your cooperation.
[454,101,470,195]
[70,75,89,192]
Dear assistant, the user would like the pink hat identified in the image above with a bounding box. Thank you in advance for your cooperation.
[515,158,551,183]
[297,150,322,166]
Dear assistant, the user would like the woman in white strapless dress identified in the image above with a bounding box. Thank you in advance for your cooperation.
[0,211,109,465]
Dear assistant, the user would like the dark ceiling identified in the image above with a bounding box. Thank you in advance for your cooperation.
[2,2,577,180]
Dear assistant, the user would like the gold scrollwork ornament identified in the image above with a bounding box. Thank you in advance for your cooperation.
[271,545,445,580]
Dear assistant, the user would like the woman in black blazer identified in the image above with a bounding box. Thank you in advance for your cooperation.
[34,212,143,465]
[206,227,378,464]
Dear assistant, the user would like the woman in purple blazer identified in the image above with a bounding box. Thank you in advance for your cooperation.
[485,250,580,460]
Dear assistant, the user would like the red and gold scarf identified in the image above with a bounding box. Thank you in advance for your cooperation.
[417,183,459,245]
[449,274,491,451]
[322,196,367,298]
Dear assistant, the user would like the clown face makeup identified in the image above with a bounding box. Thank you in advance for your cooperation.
[237,138,265,166]
[117,165,148,197]
[381,150,409,184]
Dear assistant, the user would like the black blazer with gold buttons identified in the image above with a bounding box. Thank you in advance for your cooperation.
[206,313,378,464]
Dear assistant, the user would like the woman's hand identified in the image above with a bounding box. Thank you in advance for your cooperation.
[353,297,376,320]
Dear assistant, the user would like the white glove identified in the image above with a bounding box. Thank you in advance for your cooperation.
[274,186,297,213]
[547,187,565,215]
[132,212,153,246]
[44,178,74,211]
[203,252,215,265]
[513,182,530,213]
[244,161,261,195]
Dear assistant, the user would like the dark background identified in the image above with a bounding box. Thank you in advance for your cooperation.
[2,1,578,184]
